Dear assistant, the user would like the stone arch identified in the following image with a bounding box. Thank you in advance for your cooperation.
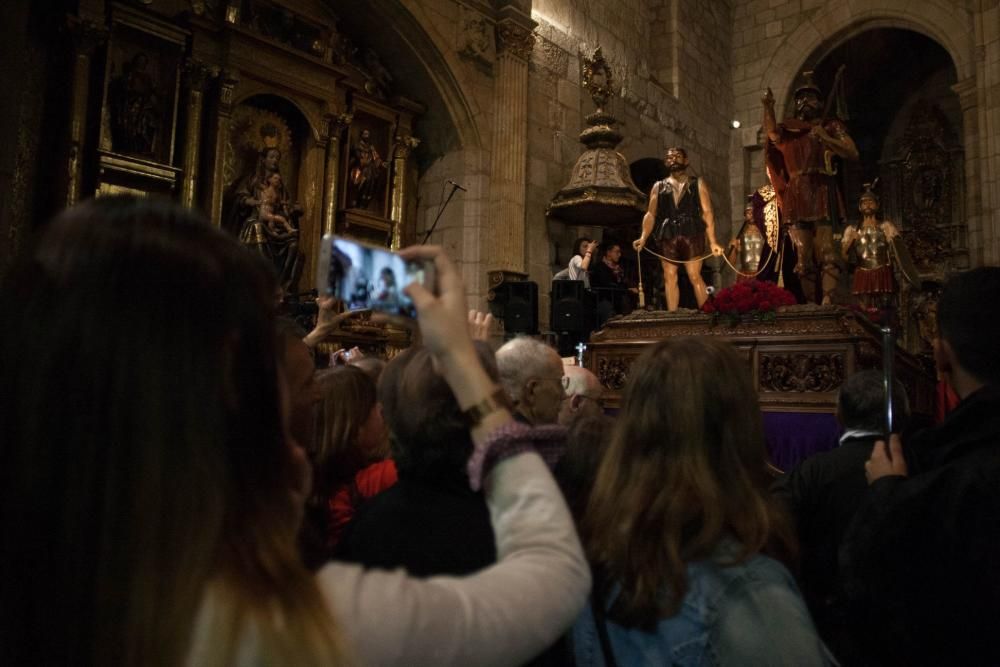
[366,0,485,152]
[757,1,972,111]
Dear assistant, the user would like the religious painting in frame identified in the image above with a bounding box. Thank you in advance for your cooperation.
[342,110,393,220]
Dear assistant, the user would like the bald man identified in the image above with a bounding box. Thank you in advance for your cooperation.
[558,365,604,427]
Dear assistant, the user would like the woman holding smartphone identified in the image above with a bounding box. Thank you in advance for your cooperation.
[0,196,588,666]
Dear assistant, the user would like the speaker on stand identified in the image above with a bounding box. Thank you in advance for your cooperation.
[490,281,539,336]
[550,280,595,357]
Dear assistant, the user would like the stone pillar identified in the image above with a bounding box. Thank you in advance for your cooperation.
[390,135,420,250]
[953,77,982,265]
[181,60,210,208]
[65,18,106,206]
[207,70,238,226]
[485,11,535,277]
[322,113,351,236]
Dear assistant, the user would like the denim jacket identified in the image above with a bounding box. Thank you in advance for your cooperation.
[573,544,835,666]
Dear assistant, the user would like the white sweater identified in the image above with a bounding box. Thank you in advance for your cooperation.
[318,452,591,666]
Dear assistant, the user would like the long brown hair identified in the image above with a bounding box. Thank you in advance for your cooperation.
[311,364,383,499]
[0,196,350,665]
[582,338,795,629]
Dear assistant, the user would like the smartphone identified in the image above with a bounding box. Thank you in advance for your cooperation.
[316,234,435,318]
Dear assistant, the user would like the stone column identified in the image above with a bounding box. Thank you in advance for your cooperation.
[953,77,982,265]
[207,70,238,226]
[65,18,106,206]
[322,113,351,236]
[181,60,210,208]
[390,135,420,250]
[485,11,535,277]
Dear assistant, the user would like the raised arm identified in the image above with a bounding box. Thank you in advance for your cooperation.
[316,245,590,666]
[762,88,780,143]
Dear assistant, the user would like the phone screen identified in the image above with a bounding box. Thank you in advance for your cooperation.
[318,235,429,318]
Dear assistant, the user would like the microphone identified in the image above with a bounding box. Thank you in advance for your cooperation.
[447,179,467,192]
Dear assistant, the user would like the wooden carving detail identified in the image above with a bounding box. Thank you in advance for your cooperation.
[597,357,631,390]
[759,353,844,393]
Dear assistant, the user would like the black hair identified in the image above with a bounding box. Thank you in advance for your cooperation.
[937,267,1000,385]
[837,370,910,432]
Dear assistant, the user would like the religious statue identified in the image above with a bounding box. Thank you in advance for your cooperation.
[633,147,723,311]
[763,70,859,304]
[109,52,160,157]
[225,141,304,292]
[347,129,387,211]
[841,182,916,319]
[727,195,772,282]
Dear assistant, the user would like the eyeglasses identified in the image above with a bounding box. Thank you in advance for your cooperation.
[531,375,569,390]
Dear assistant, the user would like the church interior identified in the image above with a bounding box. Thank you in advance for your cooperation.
[4,2,1000,664]
[3,0,999,436]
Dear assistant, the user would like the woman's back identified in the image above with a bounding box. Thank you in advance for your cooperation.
[576,338,830,665]
[574,543,829,666]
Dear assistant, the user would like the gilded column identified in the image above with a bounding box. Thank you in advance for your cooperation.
[65,18,107,206]
[390,135,420,250]
[486,12,535,275]
[208,70,238,226]
[322,113,351,236]
[181,60,210,208]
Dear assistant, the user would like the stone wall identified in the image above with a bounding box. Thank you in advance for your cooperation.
[525,0,735,322]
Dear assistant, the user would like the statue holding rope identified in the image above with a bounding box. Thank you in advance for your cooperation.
[633,147,723,311]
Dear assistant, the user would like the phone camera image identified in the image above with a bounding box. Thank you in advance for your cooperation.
[321,236,427,318]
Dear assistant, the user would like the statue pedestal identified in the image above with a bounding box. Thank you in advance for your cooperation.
[586,305,937,469]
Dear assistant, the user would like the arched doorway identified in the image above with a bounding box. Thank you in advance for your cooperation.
[793,28,965,353]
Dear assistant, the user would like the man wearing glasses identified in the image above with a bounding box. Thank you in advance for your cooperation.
[496,337,567,426]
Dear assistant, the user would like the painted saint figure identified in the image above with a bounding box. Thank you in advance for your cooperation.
[348,129,387,210]
[763,71,859,304]
[633,147,723,311]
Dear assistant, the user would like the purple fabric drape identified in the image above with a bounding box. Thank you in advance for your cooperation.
[763,411,841,472]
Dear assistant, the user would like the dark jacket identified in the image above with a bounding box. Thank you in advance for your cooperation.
[841,385,1000,666]
[774,433,879,664]
[337,472,496,577]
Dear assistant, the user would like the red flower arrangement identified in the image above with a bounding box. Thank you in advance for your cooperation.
[702,279,796,325]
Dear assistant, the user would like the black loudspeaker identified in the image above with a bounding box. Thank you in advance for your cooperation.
[550,280,595,333]
[493,281,539,334]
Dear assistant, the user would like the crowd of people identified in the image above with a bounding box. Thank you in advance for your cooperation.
[2,195,998,666]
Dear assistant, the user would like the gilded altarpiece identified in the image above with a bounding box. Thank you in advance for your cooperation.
[95,5,187,198]
[879,102,967,357]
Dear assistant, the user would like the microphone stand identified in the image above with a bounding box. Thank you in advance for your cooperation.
[421,181,463,245]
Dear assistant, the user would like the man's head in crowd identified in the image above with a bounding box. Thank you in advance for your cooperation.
[558,365,604,427]
[496,337,566,425]
[837,369,910,433]
[935,267,1000,398]
[379,341,499,482]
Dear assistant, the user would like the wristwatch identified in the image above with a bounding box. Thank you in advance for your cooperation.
[461,387,514,427]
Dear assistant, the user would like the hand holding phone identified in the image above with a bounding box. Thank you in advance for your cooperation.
[317,235,436,318]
